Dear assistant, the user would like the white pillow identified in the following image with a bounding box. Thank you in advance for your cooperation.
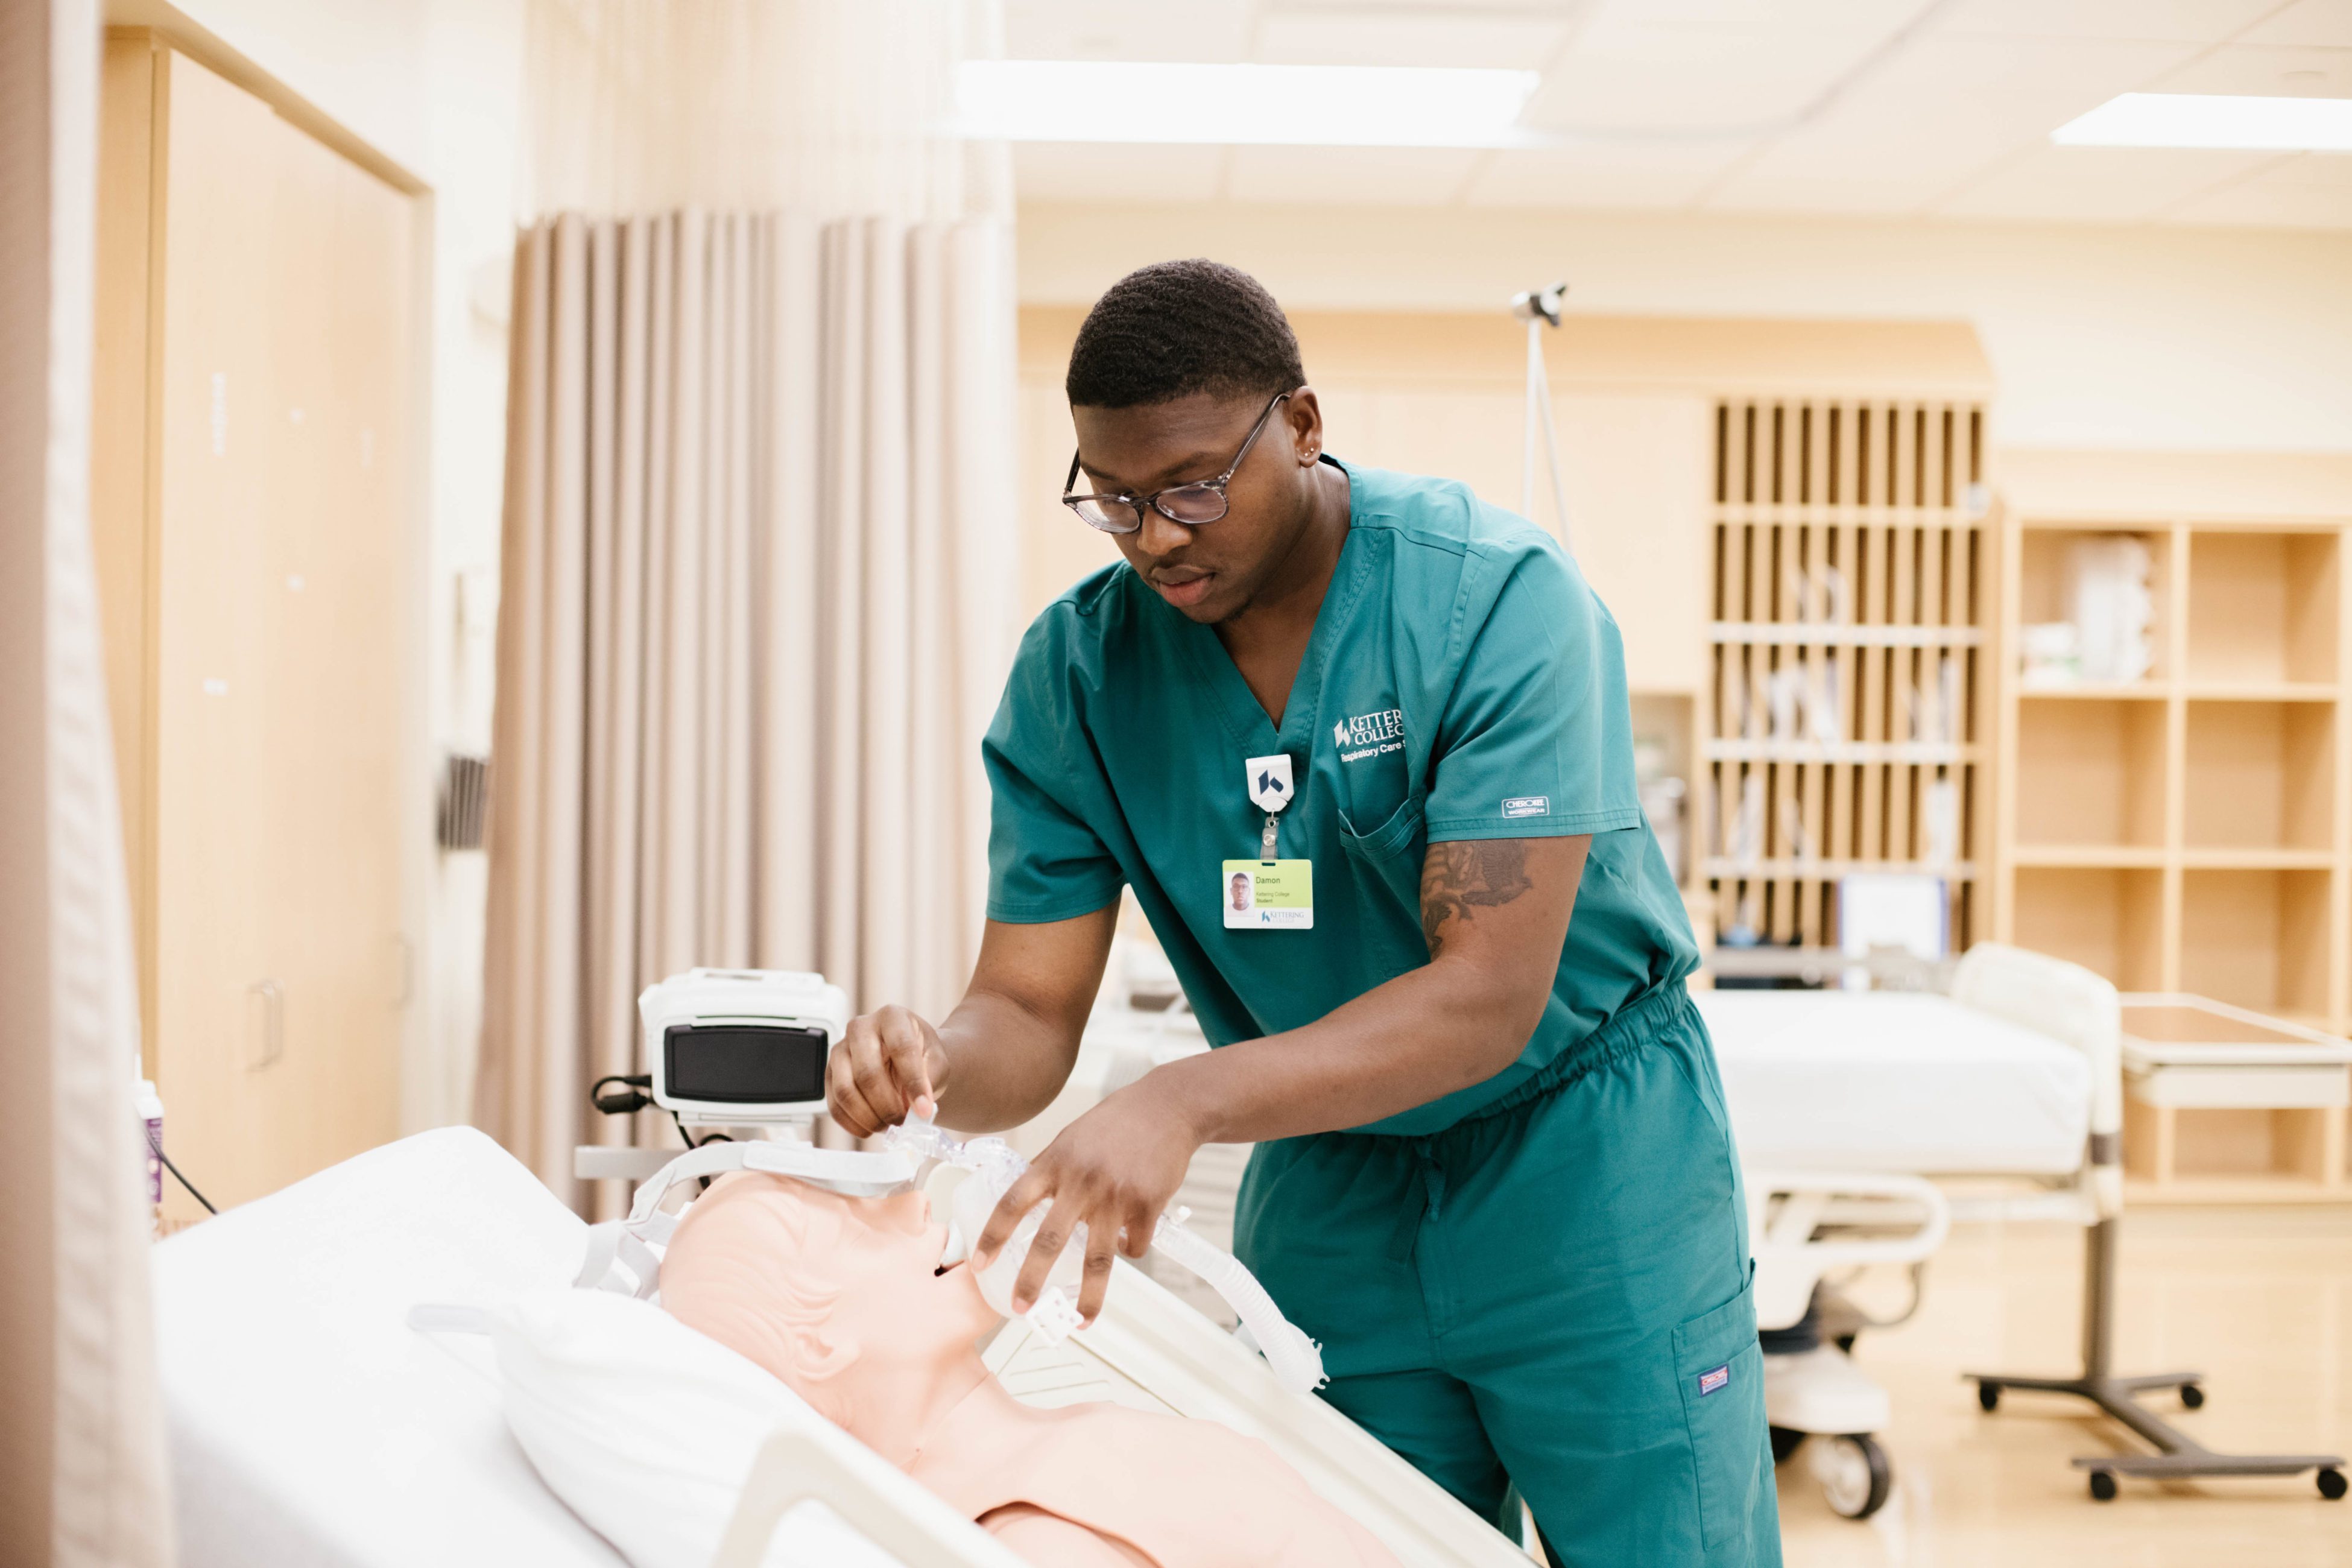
[473,1287,909,1568]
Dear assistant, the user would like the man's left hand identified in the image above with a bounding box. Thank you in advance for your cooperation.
[971,1078,1202,1325]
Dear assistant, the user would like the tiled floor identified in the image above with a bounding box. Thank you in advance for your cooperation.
[1773,1207,2352,1568]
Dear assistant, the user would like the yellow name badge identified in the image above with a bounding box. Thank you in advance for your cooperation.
[1222,859,1314,930]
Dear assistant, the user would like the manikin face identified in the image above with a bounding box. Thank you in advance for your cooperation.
[660,1175,999,1423]
[1070,389,1326,627]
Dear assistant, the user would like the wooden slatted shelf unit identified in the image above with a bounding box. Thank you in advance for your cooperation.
[1992,451,2352,1202]
[1702,393,1993,951]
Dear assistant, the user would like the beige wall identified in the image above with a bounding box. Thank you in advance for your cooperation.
[1018,202,2352,457]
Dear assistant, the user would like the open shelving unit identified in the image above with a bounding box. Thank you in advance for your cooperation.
[1992,452,2352,1201]
[1701,391,1993,947]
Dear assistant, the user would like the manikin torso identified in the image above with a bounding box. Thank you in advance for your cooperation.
[659,1173,1399,1568]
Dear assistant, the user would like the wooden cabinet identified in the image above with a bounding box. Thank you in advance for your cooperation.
[1992,451,2352,1198]
[93,34,417,1219]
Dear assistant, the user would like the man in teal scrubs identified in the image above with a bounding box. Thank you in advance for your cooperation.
[827,259,1780,1566]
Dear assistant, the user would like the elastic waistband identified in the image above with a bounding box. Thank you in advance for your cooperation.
[1351,980,1699,1144]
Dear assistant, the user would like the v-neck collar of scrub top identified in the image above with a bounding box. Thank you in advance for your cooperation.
[1168,457,1373,757]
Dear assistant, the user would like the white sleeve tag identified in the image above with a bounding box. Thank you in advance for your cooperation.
[1245,753,1295,814]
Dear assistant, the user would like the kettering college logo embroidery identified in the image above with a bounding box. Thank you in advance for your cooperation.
[1332,707,1404,763]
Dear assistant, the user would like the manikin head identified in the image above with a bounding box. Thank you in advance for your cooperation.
[1063,259,1331,627]
[659,1174,998,1438]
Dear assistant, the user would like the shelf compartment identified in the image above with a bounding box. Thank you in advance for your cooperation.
[2018,527,2169,684]
[2123,1102,2347,1190]
[2180,868,2335,1020]
[2182,701,2335,855]
[2014,697,2167,851]
[2012,867,2165,990]
[2185,530,2340,686]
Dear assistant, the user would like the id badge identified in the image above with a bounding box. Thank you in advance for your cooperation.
[1222,859,1314,929]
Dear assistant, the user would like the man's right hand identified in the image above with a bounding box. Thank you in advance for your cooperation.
[826,1005,951,1138]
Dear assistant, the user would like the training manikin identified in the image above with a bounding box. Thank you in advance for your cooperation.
[660,1172,1399,1568]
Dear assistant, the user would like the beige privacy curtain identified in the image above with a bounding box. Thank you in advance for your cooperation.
[478,210,1018,1208]
[0,0,175,1560]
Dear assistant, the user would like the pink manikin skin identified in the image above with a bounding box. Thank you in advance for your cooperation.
[660,1172,1401,1568]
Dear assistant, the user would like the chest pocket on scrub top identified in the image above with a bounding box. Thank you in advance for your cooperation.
[1334,793,1427,962]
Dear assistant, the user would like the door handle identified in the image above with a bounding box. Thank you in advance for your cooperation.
[247,979,284,1071]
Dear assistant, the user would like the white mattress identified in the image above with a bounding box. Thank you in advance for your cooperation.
[1694,990,2092,1175]
[151,1127,625,1568]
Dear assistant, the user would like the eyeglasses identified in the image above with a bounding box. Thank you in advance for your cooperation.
[1061,391,1292,534]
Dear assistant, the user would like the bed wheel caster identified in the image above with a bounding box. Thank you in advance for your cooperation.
[2320,1467,2347,1501]
[1813,1434,1891,1520]
[2178,1382,2204,1409]
[1976,1381,2001,1412]
[2088,1470,2118,1502]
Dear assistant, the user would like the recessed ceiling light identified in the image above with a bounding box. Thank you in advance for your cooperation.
[955,60,1543,147]
[2052,92,2352,151]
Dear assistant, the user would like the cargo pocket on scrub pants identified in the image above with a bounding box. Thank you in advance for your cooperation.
[1674,1279,1765,1551]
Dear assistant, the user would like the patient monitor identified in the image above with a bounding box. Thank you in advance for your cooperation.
[639,967,847,1126]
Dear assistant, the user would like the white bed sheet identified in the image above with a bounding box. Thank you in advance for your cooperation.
[1694,990,2091,1175]
[152,1127,625,1568]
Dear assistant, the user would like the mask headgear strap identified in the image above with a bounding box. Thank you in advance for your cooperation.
[576,1141,919,1299]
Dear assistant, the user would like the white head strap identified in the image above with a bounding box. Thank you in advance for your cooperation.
[575,1141,916,1299]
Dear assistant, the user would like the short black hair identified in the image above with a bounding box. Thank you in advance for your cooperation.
[1065,259,1305,409]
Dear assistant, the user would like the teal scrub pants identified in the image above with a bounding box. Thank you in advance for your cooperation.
[1234,985,1782,1567]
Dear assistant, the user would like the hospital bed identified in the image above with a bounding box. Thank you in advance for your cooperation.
[151,1124,1533,1568]
[1700,941,2344,1504]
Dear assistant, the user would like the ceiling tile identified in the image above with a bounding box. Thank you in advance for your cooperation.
[1461,141,1751,207]
[2236,0,2352,48]
[2165,148,2352,224]
[1224,144,1484,204]
[1709,34,2202,212]
[1252,11,1570,68]
[1013,142,1229,204]
[1003,0,1258,62]
[1934,144,2288,220]
[1930,0,2280,43]
[2150,42,2352,93]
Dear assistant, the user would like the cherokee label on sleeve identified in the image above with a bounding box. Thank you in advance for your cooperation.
[1501,795,1551,818]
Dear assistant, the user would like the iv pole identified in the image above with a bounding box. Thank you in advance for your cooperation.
[1510,281,1572,553]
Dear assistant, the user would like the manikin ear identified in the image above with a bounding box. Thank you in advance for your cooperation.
[790,1327,858,1383]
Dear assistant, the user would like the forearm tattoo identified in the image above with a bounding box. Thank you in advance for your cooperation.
[1419,840,1534,956]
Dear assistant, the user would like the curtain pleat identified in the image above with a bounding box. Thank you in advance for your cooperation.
[759,215,823,972]
[481,211,1016,1211]
[817,218,867,1008]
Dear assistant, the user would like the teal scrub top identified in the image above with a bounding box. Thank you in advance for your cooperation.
[983,461,1698,1137]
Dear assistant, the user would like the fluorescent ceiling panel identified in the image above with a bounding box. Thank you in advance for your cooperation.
[956,60,1542,146]
[2053,92,2352,149]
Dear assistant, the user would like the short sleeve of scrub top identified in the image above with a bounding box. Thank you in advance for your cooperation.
[981,615,1126,925]
[1422,542,1645,844]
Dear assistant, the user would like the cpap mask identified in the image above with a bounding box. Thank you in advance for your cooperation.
[575,1117,1326,1396]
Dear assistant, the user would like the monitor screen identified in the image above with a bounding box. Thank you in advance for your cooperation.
[664,1023,828,1105]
